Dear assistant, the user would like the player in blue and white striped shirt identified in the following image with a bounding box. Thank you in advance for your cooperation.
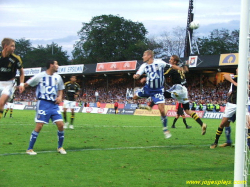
[133,50,181,138]
[24,60,66,155]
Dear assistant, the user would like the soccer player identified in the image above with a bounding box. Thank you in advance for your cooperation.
[114,100,119,114]
[171,101,192,129]
[147,55,207,135]
[210,69,238,149]
[4,94,15,118]
[133,50,181,138]
[0,38,25,120]
[63,75,81,129]
[24,60,66,155]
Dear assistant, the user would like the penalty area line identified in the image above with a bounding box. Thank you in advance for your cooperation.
[0,144,210,156]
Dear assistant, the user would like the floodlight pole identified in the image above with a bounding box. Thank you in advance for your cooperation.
[184,0,194,57]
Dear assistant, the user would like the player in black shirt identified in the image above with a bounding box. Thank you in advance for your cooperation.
[210,69,238,148]
[63,75,80,129]
[0,38,25,120]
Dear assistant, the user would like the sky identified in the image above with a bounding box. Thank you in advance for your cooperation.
[0,0,241,58]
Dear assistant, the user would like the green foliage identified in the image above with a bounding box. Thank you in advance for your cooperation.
[72,14,149,64]
[14,38,70,68]
[0,110,238,187]
[194,29,239,55]
[15,38,33,59]
[23,43,70,68]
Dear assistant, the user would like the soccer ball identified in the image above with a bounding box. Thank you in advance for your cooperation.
[189,21,200,30]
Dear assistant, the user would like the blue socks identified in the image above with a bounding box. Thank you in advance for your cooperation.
[27,130,65,150]
[58,131,64,148]
[225,126,232,144]
[28,130,39,150]
[161,116,168,132]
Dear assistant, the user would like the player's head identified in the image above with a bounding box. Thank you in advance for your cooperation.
[46,60,59,72]
[169,55,180,65]
[70,75,77,82]
[1,38,15,53]
[142,50,154,62]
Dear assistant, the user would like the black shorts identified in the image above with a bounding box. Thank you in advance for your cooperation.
[114,107,118,110]
[177,108,184,115]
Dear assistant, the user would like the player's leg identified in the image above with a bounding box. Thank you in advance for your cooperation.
[0,94,9,120]
[69,108,75,129]
[63,108,68,127]
[219,121,232,147]
[26,122,44,155]
[182,115,192,129]
[0,81,15,120]
[63,100,69,128]
[55,121,66,154]
[158,102,171,138]
[211,102,236,148]
[183,103,206,135]
[10,105,13,118]
[210,117,229,149]
[26,100,49,155]
[52,104,67,154]
[172,114,179,128]
[4,107,9,118]
[219,114,235,147]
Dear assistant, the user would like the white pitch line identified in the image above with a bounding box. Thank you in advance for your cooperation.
[0,124,160,128]
[0,144,210,156]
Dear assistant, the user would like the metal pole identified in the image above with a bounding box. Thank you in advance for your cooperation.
[234,0,249,186]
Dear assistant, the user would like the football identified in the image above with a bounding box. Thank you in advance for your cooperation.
[189,21,200,30]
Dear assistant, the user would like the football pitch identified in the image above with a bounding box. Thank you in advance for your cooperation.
[0,110,237,187]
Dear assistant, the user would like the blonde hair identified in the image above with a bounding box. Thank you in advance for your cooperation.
[144,50,154,58]
[1,38,15,48]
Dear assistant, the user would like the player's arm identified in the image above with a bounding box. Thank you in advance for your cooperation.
[56,90,63,104]
[19,68,25,93]
[182,60,190,73]
[224,74,237,86]
[133,74,140,79]
[134,63,146,79]
[171,64,182,71]
[163,60,181,71]
[56,76,65,104]
[24,73,42,88]
[74,91,80,101]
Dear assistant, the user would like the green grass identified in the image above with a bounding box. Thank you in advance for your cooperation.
[0,110,237,187]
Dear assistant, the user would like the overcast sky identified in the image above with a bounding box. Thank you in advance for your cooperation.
[0,0,241,58]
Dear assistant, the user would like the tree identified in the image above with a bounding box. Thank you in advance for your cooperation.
[15,38,33,59]
[24,43,69,68]
[193,29,239,55]
[72,14,148,64]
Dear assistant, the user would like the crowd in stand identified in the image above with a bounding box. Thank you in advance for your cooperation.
[13,74,231,107]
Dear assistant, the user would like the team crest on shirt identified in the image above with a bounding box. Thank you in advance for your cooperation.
[8,62,12,68]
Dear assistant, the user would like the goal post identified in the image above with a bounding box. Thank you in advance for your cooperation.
[234,0,250,186]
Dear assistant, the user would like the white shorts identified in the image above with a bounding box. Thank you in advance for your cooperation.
[223,102,236,118]
[0,80,16,97]
[63,100,76,109]
[167,84,189,104]
[6,102,14,109]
